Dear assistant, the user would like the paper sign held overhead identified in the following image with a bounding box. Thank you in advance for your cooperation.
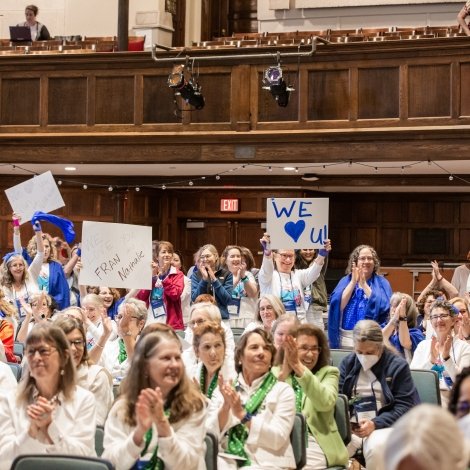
[79,221,152,290]
[266,197,329,249]
[4,171,65,223]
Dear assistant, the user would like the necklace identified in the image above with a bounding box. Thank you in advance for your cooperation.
[199,365,219,399]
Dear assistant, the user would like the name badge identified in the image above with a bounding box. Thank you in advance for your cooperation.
[228,298,241,316]
[283,299,297,312]
[150,298,166,319]
[353,395,377,421]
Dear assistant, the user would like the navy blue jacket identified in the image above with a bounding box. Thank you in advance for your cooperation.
[190,267,233,319]
[339,349,420,429]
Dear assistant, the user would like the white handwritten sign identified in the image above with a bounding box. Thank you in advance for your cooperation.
[4,171,65,223]
[79,221,152,290]
[266,198,329,249]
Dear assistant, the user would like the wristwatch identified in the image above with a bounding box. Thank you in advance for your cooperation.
[399,317,408,322]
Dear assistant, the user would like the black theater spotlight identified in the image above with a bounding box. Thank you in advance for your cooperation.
[167,63,205,110]
[262,64,294,107]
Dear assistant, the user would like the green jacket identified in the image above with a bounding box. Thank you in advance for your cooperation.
[273,365,349,467]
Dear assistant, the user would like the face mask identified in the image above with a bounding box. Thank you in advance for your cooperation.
[356,353,380,371]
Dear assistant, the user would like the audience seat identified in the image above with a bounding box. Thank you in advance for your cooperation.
[128,36,145,51]
[330,349,351,368]
[95,426,105,457]
[291,412,307,470]
[11,455,114,470]
[204,431,218,470]
[410,369,441,405]
[7,362,22,382]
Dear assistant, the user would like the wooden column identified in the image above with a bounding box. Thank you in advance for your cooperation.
[117,0,129,52]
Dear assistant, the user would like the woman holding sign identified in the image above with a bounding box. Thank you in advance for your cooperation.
[328,245,392,349]
[258,233,330,323]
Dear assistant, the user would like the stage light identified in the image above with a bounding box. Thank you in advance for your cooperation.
[168,64,205,110]
[262,65,294,107]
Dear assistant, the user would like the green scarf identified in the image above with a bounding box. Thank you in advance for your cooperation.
[139,410,171,470]
[291,374,303,413]
[200,365,219,399]
[227,371,277,467]
[118,338,127,364]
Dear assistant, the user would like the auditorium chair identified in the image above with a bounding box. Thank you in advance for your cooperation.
[204,431,218,470]
[410,369,441,405]
[11,455,114,470]
[330,349,351,368]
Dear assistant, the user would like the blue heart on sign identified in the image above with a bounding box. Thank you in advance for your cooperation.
[284,220,306,243]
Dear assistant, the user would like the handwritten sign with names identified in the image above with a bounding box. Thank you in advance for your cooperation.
[266,197,329,249]
[5,171,65,223]
[79,221,152,290]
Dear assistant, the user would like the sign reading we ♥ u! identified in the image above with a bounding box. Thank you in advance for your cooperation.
[266,197,329,249]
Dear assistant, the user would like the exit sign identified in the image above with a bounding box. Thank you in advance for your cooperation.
[220,198,240,212]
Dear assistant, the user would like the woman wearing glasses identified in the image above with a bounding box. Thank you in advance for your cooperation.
[275,324,349,469]
[411,299,470,407]
[102,330,207,470]
[191,244,233,323]
[450,296,470,341]
[328,245,392,349]
[0,323,96,469]
[54,316,113,426]
[258,233,331,323]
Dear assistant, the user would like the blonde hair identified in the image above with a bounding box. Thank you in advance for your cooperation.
[0,254,30,288]
[27,233,56,262]
[384,404,468,470]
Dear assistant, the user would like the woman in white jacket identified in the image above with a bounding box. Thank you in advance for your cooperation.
[411,299,470,407]
[217,328,296,470]
[0,323,96,470]
[102,329,207,470]
[54,315,113,426]
[258,233,331,323]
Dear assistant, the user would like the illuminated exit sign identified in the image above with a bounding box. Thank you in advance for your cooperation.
[220,198,240,212]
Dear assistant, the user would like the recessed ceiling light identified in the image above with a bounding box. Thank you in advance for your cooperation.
[65,166,76,171]
[283,166,295,171]
[302,173,319,182]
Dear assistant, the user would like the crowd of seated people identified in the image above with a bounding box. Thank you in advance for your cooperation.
[1,212,470,468]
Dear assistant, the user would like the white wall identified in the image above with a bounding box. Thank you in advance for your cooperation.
[258,0,463,32]
[0,0,163,39]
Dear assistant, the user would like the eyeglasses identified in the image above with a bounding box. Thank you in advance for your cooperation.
[189,318,206,328]
[69,339,84,349]
[277,253,294,260]
[199,254,213,260]
[298,346,322,353]
[26,346,57,359]
[357,256,374,262]
[429,313,451,321]
[116,315,140,321]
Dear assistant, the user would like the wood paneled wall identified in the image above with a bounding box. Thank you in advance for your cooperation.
[1,180,468,272]
[1,40,470,135]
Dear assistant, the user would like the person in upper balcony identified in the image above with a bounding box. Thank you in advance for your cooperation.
[17,5,51,41]
[328,245,392,349]
[451,250,470,297]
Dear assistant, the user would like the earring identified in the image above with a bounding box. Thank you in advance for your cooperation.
[60,369,64,376]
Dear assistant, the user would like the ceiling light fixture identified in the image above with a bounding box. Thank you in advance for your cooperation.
[301,173,319,182]
[64,166,76,171]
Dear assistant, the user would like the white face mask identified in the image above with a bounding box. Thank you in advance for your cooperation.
[356,354,380,371]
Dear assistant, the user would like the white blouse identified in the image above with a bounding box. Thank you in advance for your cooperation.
[0,386,96,470]
[218,372,296,470]
[103,398,207,470]
[77,363,113,426]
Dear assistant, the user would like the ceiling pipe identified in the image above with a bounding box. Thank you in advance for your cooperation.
[151,37,329,64]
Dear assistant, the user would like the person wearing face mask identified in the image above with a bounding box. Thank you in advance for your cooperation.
[339,320,419,470]
[328,244,392,349]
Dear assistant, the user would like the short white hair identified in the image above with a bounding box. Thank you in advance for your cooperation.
[384,404,469,470]
[189,302,221,323]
